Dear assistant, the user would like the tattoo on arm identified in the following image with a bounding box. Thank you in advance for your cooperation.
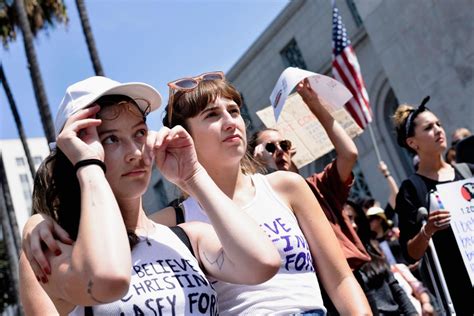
[87,280,106,304]
[203,250,225,270]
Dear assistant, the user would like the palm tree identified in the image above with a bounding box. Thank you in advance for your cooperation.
[0,153,22,315]
[76,0,104,76]
[13,0,58,143]
[0,64,36,179]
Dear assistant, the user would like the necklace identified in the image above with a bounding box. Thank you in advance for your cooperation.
[133,221,156,247]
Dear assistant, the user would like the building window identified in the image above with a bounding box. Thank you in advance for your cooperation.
[280,38,307,69]
[19,174,32,202]
[382,89,413,174]
[349,163,372,200]
[345,0,363,27]
[16,157,25,166]
[33,156,43,165]
[240,94,254,131]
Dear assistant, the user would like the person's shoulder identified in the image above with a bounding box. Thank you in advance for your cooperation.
[399,174,421,191]
[265,170,307,188]
[396,176,421,203]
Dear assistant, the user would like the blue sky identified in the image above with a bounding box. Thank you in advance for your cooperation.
[0,0,288,140]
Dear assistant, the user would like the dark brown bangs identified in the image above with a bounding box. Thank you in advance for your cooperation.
[95,95,147,122]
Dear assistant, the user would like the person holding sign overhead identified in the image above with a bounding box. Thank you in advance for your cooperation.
[250,79,375,314]
[393,97,474,315]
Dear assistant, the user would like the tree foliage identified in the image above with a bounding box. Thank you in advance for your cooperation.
[0,0,68,47]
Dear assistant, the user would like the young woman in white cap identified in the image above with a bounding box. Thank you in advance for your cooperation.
[19,76,280,315]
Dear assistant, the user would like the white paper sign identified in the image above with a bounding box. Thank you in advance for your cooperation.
[257,92,362,168]
[436,178,474,287]
[269,67,353,121]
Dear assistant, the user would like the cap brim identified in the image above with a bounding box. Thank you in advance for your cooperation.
[100,82,162,113]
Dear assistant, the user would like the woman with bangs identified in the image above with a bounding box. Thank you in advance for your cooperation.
[22,73,371,315]
[393,97,474,315]
[155,71,371,315]
[19,76,280,315]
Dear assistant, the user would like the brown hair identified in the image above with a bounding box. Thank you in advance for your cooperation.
[32,95,145,248]
[163,79,259,174]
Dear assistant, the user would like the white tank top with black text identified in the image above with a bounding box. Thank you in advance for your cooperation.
[68,224,218,316]
[182,173,325,315]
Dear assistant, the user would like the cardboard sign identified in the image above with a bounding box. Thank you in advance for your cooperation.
[269,67,353,121]
[436,178,474,287]
[257,92,362,169]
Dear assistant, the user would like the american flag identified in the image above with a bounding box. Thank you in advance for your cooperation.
[331,2,372,129]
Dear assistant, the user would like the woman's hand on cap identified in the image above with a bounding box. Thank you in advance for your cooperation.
[56,106,104,165]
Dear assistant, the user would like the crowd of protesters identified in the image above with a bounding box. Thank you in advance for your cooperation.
[19,73,473,315]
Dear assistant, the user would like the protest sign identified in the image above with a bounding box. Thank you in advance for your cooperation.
[269,67,353,121]
[436,178,474,286]
[257,92,362,169]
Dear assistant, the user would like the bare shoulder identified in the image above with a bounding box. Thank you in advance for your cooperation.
[20,245,76,315]
[265,171,308,193]
[148,206,177,227]
[19,251,61,315]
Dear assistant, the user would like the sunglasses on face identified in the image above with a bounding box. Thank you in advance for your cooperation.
[265,139,292,154]
[166,71,225,126]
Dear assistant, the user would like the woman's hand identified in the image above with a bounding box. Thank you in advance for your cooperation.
[56,105,104,165]
[425,209,451,236]
[153,126,202,190]
[22,214,73,282]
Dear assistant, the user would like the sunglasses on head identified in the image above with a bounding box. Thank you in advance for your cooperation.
[168,71,225,91]
[166,71,225,126]
[265,140,292,154]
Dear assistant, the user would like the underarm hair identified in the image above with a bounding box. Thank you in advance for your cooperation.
[203,250,225,270]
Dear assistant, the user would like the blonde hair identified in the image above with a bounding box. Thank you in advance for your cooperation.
[392,104,418,153]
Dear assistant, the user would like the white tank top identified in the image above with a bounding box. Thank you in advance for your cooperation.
[69,224,218,316]
[183,173,325,315]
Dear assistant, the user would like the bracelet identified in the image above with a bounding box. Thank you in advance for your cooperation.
[421,225,432,240]
[74,159,106,174]
[384,173,391,178]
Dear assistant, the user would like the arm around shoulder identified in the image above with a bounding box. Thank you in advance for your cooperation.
[19,251,59,316]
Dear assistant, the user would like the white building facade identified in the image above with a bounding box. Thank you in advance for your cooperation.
[0,137,49,232]
[225,0,474,204]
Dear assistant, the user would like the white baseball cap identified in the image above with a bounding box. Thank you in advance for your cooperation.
[54,76,162,136]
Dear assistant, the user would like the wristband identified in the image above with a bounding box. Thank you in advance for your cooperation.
[74,159,106,174]
[421,225,432,240]
[384,173,391,178]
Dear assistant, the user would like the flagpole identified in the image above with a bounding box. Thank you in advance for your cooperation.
[367,123,382,163]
